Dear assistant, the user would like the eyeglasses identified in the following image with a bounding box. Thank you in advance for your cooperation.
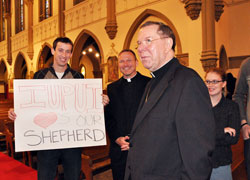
[136,37,169,49]
[205,80,224,84]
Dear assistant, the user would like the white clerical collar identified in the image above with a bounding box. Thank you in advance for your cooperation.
[124,72,137,82]
[150,72,155,78]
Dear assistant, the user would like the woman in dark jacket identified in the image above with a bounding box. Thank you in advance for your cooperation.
[205,68,241,180]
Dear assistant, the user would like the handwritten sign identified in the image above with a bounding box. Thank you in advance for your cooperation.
[14,79,106,152]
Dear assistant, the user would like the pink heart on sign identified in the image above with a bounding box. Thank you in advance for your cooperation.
[33,112,58,129]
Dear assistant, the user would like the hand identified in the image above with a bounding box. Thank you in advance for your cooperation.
[8,108,16,121]
[115,136,130,151]
[242,124,250,140]
[224,127,236,136]
[102,94,110,106]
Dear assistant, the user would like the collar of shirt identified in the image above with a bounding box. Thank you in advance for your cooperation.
[123,72,138,82]
[151,58,175,80]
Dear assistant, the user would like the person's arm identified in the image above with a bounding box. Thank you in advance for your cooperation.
[176,75,215,179]
[233,61,250,139]
[215,102,241,145]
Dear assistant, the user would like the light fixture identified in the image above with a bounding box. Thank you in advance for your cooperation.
[82,51,86,55]
[95,53,100,58]
[88,48,93,52]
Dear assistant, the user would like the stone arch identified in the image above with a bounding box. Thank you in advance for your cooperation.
[0,58,8,99]
[14,52,28,79]
[72,30,104,78]
[219,45,228,71]
[124,9,182,54]
[0,58,8,82]
[37,42,53,71]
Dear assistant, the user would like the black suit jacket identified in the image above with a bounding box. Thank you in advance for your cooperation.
[125,59,215,180]
[105,72,150,163]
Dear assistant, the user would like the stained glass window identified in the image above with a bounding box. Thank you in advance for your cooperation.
[39,0,52,21]
[0,0,5,41]
[15,0,24,33]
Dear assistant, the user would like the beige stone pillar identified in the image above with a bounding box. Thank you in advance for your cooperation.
[105,0,117,40]
[4,12,12,65]
[200,0,217,71]
[58,0,65,37]
[25,0,34,60]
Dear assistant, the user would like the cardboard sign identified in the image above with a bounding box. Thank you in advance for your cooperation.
[14,79,106,152]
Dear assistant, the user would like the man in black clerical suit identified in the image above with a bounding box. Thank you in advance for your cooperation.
[124,21,215,180]
[105,49,150,180]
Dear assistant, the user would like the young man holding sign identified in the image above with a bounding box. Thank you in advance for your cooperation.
[8,37,109,180]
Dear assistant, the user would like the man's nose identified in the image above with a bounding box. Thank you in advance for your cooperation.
[137,43,146,52]
[61,51,66,57]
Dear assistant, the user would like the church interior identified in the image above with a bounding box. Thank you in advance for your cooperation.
[0,0,249,179]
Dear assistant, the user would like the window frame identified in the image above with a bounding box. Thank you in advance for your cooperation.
[39,0,52,22]
[15,0,25,34]
[0,0,5,41]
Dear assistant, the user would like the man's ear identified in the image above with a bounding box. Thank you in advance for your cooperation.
[222,81,227,88]
[51,48,55,55]
[136,60,138,67]
[167,38,173,50]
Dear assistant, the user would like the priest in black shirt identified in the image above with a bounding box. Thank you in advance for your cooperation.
[105,49,150,180]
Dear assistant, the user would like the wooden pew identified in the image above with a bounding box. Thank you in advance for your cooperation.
[80,136,111,180]
[4,120,33,167]
[232,132,244,172]
[0,100,13,135]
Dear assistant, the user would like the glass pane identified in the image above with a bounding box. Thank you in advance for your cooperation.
[20,0,24,31]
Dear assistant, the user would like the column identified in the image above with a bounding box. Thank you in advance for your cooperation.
[25,0,34,60]
[200,0,217,71]
[58,0,65,36]
[4,12,12,65]
[105,0,117,40]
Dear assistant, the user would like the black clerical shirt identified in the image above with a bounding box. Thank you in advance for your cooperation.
[121,74,145,134]
[147,58,176,98]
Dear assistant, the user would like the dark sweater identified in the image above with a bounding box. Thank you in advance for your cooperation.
[212,95,241,168]
[33,64,84,79]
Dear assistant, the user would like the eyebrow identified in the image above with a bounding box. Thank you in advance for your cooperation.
[137,36,152,42]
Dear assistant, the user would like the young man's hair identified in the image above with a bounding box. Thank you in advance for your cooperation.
[118,49,137,60]
[53,37,74,52]
[140,21,176,51]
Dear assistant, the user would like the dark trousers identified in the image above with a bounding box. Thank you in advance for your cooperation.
[244,139,250,180]
[37,148,82,180]
[110,150,128,180]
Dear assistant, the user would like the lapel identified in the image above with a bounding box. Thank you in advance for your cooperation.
[131,59,181,135]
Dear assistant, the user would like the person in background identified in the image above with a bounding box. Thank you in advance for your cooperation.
[124,21,215,180]
[105,49,150,180]
[205,68,240,180]
[226,72,236,99]
[8,36,109,180]
[233,57,250,180]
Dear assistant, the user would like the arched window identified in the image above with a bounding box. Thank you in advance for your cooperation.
[0,0,5,41]
[74,0,85,5]
[81,65,86,77]
[39,0,52,21]
[15,0,24,34]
